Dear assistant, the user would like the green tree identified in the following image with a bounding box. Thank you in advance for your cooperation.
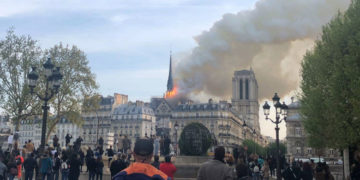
[301,0,360,150]
[0,29,42,131]
[45,43,98,141]
[301,0,360,176]
[243,139,266,157]
[265,142,287,158]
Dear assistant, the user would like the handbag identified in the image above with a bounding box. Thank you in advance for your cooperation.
[10,167,18,176]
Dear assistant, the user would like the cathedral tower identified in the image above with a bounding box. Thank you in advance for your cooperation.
[231,69,260,132]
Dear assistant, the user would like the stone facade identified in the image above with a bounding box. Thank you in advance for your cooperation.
[231,69,260,133]
[170,99,257,152]
[112,101,156,149]
[286,98,341,162]
[18,116,82,148]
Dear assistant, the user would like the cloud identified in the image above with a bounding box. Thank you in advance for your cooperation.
[175,0,350,101]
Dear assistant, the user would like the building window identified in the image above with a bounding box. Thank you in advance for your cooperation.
[245,79,249,99]
[330,149,334,155]
[307,148,312,154]
[240,79,243,99]
[295,127,302,136]
[296,147,301,154]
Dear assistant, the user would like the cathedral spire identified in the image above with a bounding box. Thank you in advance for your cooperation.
[167,52,174,91]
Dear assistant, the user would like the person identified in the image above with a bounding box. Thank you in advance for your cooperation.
[85,147,94,172]
[301,162,313,180]
[233,146,239,165]
[95,157,104,180]
[53,135,59,149]
[61,157,70,180]
[69,154,81,180]
[160,136,164,156]
[282,162,301,180]
[40,152,53,180]
[122,136,131,154]
[197,146,234,180]
[113,138,170,180]
[87,156,96,180]
[154,136,160,156]
[79,150,85,172]
[106,146,114,167]
[164,136,171,156]
[261,161,270,180]
[251,160,261,180]
[7,133,14,151]
[26,140,35,154]
[65,134,72,147]
[117,135,124,153]
[7,156,17,180]
[160,156,177,180]
[98,137,104,149]
[24,153,37,180]
[236,162,250,180]
[151,155,160,169]
[0,156,7,180]
[53,152,61,180]
[15,151,24,179]
[110,154,125,178]
[74,137,83,151]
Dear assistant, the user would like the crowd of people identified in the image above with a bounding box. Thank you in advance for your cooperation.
[0,134,177,180]
[2,133,360,180]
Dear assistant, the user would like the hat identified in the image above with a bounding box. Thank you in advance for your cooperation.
[134,138,153,156]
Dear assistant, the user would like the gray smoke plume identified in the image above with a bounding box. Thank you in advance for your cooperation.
[175,0,350,101]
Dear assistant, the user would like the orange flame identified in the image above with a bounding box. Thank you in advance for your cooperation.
[165,85,178,99]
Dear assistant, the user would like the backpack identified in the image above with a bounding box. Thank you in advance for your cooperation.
[16,158,22,165]
[253,165,259,173]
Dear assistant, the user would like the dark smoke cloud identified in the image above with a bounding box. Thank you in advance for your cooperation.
[175,0,350,101]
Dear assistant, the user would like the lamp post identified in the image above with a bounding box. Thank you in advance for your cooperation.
[28,58,63,153]
[263,93,288,180]
[253,129,256,156]
[174,122,179,155]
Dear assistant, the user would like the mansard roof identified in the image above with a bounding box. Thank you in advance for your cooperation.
[113,104,155,116]
[288,101,301,109]
[173,102,231,112]
[287,113,301,121]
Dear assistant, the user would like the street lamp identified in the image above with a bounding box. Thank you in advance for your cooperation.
[28,58,63,153]
[174,122,179,155]
[253,129,256,155]
[263,92,288,180]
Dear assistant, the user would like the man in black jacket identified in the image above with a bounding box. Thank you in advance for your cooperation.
[65,134,72,147]
[24,153,37,180]
[110,154,128,178]
[87,156,97,180]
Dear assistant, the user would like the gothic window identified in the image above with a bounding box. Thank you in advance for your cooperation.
[245,79,249,99]
[240,79,243,99]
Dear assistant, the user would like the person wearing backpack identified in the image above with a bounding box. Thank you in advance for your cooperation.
[7,156,17,180]
[24,153,37,180]
[15,152,24,179]
[61,158,70,180]
[252,161,260,180]
[40,152,53,180]
[53,153,61,180]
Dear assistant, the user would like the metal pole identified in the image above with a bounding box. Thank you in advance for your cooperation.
[275,118,281,180]
[40,81,50,154]
[40,100,49,153]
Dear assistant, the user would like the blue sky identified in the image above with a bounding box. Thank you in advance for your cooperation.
[0,0,257,101]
